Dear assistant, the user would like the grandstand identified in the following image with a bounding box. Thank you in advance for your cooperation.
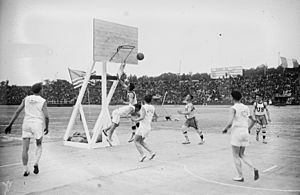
[0,67,299,106]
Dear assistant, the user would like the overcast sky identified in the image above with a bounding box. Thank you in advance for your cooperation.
[0,0,299,85]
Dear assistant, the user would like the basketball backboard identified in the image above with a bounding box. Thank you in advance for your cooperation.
[93,19,138,64]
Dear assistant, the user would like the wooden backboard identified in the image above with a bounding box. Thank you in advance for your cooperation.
[93,19,138,64]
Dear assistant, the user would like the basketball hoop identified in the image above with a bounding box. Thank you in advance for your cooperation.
[109,45,135,63]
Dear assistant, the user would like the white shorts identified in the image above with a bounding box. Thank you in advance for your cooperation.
[22,121,44,139]
[135,124,151,138]
[230,127,249,147]
[111,110,121,125]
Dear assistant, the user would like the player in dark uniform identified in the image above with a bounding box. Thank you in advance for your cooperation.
[177,94,204,145]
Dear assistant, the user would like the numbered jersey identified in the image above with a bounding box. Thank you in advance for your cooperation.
[254,102,267,116]
[185,103,195,119]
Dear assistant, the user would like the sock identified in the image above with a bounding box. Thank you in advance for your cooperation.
[131,126,136,135]
[23,165,28,172]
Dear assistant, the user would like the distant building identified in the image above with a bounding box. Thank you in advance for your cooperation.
[210,66,243,79]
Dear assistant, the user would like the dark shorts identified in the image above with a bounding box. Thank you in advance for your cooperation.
[184,117,198,129]
[255,115,267,127]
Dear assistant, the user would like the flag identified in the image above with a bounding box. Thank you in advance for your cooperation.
[68,68,96,89]
[280,57,294,68]
[292,59,299,68]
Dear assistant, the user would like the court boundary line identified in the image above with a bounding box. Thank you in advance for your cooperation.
[0,135,22,141]
[263,165,278,173]
[156,159,300,193]
[1,158,300,192]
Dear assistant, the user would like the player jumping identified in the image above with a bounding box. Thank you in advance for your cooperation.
[119,81,139,142]
[102,103,141,146]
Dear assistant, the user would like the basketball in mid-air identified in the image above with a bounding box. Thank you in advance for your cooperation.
[137,53,144,60]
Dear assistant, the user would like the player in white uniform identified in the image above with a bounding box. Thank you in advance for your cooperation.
[177,94,204,144]
[223,90,259,182]
[119,81,140,143]
[102,103,141,146]
[132,95,156,162]
[253,94,271,143]
[4,83,49,176]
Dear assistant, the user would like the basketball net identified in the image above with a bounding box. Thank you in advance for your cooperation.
[109,45,135,78]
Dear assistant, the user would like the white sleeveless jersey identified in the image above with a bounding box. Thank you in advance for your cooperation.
[116,105,135,116]
[185,102,195,119]
[23,95,46,124]
[254,102,267,116]
[140,104,155,128]
[231,103,250,128]
[128,91,137,105]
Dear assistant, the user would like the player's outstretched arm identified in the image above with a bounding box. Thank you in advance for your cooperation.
[119,79,128,89]
[5,99,25,134]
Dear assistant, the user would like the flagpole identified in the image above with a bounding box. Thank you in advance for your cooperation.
[278,52,280,67]
[64,62,96,141]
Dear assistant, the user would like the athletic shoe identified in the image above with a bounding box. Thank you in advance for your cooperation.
[149,153,156,160]
[139,155,146,162]
[232,177,244,182]
[128,133,135,143]
[254,169,259,180]
[33,164,39,174]
[198,140,205,145]
[23,171,30,177]
[182,141,191,144]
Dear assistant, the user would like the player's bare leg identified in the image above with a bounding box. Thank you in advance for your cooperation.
[107,123,118,141]
[239,147,259,180]
[232,146,244,182]
[140,138,156,160]
[22,138,30,176]
[102,125,111,137]
[256,126,261,141]
[181,126,190,144]
[33,137,43,174]
[134,135,146,162]
[262,127,267,144]
[194,124,205,144]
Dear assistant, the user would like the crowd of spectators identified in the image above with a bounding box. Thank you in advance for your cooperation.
[0,67,299,106]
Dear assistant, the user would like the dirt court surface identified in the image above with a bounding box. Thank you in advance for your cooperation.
[0,105,300,195]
